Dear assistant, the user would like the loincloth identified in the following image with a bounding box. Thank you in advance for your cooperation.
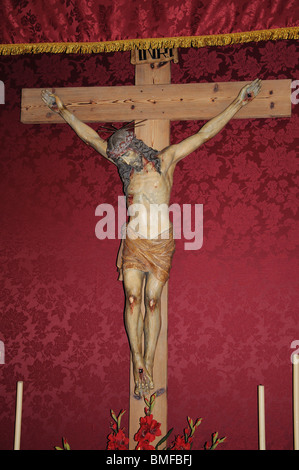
[117,225,175,284]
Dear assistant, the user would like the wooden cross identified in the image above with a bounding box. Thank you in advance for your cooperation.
[21,47,291,449]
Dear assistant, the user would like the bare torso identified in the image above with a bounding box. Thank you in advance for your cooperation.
[126,155,174,238]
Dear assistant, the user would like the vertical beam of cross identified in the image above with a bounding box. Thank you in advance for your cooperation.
[128,60,171,449]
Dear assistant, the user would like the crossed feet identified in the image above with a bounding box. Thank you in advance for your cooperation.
[133,357,154,398]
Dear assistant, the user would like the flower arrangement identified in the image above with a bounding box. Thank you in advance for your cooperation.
[107,392,226,450]
[54,392,226,450]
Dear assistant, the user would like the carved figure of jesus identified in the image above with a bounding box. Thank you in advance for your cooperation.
[42,79,261,397]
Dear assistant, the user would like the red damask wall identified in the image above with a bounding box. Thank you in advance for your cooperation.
[0,40,298,450]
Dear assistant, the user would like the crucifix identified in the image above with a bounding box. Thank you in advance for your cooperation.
[21,47,291,449]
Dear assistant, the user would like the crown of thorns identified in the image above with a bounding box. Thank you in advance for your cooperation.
[107,129,135,160]
[104,121,146,160]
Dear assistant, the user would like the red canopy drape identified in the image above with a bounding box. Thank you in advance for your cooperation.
[0,0,298,54]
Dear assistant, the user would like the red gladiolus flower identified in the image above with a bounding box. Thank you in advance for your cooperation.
[134,414,162,443]
[171,434,193,450]
[107,429,129,450]
[136,440,155,450]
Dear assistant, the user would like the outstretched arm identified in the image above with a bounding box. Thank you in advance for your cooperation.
[41,90,114,164]
[167,79,262,166]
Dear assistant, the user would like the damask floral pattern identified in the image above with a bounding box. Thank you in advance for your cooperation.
[0,0,298,45]
[0,39,298,450]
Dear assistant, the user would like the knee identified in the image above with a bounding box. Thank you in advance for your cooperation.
[126,291,141,306]
[145,295,159,312]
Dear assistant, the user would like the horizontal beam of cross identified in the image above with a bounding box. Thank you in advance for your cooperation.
[21,79,291,124]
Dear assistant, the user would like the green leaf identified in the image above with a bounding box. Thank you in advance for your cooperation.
[54,437,71,450]
[194,418,202,428]
[150,392,157,405]
[117,409,126,429]
[111,410,118,423]
[155,428,174,450]
[63,438,71,450]
[209,435,226,450]
[144,397,150,407]
[217,436,226,445]
[188,417,194,430]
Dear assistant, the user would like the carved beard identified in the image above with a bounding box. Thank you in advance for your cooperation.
[127,153,144,173]
[115,153,143,195]
[111,138,161,195]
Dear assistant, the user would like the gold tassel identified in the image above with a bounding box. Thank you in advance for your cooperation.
[0,27,298,55]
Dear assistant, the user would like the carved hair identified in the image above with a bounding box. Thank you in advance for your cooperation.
[107,127,161,195]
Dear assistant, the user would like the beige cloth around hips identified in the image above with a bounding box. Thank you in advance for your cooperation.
[117,225,175,284]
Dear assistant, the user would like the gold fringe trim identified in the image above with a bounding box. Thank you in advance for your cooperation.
[0,26,298,55]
